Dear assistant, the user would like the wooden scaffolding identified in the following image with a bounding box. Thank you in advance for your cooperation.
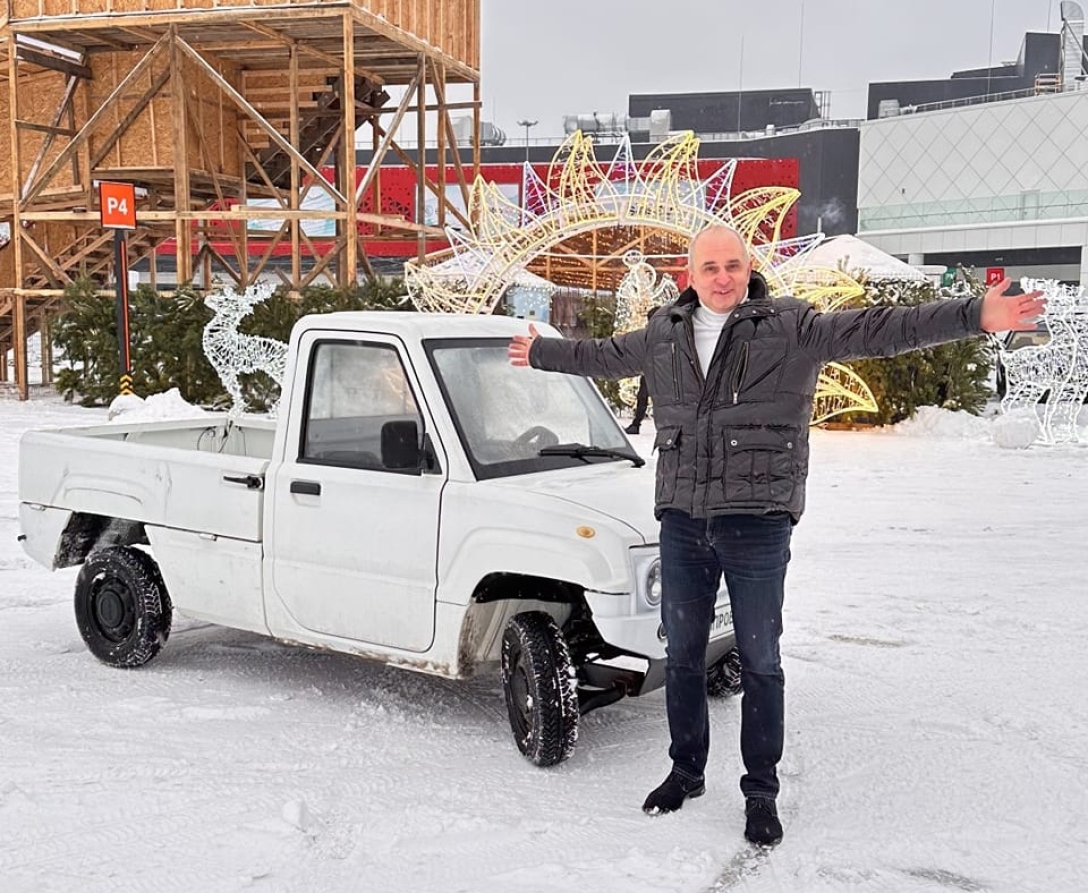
[0,0,481,398]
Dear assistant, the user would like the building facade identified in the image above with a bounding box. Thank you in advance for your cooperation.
[858,86,1088,286]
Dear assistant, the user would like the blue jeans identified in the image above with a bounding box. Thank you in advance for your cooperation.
[659,509,792,800]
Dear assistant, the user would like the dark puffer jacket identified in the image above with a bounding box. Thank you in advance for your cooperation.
[530,272,983,521]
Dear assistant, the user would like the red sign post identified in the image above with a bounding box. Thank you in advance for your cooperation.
[99,182,137,396]
[985,267,1006,287]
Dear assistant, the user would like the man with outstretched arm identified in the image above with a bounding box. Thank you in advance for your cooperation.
[508,225,1045,847]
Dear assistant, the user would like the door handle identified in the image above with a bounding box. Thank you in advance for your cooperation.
[290,480,321,496]
[223,473,264,490]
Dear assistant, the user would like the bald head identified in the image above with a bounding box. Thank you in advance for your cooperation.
[687,225,753,314]
[688,225,748,269]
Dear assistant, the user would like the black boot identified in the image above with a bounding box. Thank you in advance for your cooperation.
[642,771,705,815]
[744,797,783,846]
[624,421,641,435]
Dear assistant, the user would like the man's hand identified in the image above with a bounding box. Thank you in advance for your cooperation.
[979,278,1046,333]
[508,323,540,367]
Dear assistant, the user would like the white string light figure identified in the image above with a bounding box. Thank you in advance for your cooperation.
[996,278,1088,445]
[202,282,289,418]
[613,250,678,407]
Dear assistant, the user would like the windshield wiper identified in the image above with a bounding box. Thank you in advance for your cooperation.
[538,443,646,468]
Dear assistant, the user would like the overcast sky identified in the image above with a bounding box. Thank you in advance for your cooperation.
[475,0,1057,140]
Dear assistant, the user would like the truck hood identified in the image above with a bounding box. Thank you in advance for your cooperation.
[481,463,659,544]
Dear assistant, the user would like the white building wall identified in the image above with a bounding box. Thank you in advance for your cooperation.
[857,90,1088,285]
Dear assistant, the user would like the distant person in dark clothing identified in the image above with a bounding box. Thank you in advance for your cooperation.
[624,306,660,435]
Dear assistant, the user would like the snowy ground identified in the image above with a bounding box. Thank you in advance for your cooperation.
[2,395,1087,893]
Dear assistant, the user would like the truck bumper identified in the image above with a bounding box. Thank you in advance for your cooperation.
[583,587,734,662]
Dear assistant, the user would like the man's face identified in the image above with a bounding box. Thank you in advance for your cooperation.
[688,229,752,314]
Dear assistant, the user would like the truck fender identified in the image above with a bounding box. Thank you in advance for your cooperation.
[436,525,633,607]
[19,505,147,569]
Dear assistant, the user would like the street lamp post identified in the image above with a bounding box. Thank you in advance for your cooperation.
[517,119,538,162]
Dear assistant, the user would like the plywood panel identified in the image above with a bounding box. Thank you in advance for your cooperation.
[3,71,80,196]
[80,50,243,179]
[6,2,479,72]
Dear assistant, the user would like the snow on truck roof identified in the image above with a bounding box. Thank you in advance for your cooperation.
[296,310,548,341]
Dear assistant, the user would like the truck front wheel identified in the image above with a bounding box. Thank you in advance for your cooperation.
[501,612,578,767]
[74,546,173,668]
[707,646,743,697]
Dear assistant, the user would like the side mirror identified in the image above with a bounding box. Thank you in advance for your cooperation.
[381,419,422,473]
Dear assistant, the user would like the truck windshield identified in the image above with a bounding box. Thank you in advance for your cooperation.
[427,339,635,480]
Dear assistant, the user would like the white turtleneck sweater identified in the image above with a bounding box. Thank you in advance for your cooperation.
[692,291,747,376]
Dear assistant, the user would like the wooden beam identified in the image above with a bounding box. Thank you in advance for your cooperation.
[14,294,27,400]
[430,58,471,214]
[15,46,92,80]
[23,34,171,205]
[175,35,345,205]
[201,241,242,286]
[185,91,244,266]
[289,43,300,286]
[434,59,446,229]
[23,75,79,200]
[343,10,358,285]
[473,81,481,189]
[171,27,193,284]
[242,20,344,71]
[353,72,420,205]
[415,54,426,263]
[238,134,289,207]
[8,50,27,400]
[89,65,171,170]
[370,101,479,115]
[16,7,349,34]
[15,120,76,137]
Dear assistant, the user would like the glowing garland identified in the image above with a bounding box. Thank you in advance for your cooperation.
[203,283,289,418]
[405,130,877,424]
[997,278,1088,445]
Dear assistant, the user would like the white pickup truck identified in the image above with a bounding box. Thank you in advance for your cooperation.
[19,312,738,766]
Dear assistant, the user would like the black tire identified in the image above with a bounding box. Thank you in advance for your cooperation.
[707,647,742,698]
[74,546,172,668]
[500,611,579,767]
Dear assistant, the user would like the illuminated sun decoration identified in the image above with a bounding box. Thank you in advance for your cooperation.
[405,131,877,424]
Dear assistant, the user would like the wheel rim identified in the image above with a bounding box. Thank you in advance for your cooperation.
[91,579,137,643]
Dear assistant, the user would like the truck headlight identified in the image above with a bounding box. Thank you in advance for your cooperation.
[630,547,663,610]
[645,558,663,607]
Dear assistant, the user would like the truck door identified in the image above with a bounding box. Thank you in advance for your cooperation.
[267,332,443,652]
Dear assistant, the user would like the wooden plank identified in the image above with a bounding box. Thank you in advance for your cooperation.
[353,70,418,204]
[7,51,27,400]
[171,27,193,283]
[175,34,345,204]
[342,10,357,283]
[89,64,171,168]
[22,33,171,205]
[15,45,93,80]
[289,42,300,285]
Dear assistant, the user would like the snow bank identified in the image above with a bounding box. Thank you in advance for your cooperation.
[991,409,1042,450]
[107,388,209,422]
[890,406,992,440]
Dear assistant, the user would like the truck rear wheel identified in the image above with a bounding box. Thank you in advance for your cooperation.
[707,647,742,698]
[74,546,172,668]
[501,612,578,767]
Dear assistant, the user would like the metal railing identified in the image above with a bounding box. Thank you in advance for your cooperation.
[393,117,865,150]
[892,77,1088,117]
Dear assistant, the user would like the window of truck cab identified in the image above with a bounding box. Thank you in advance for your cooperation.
[299,339,423,472]
[425,337,630,480]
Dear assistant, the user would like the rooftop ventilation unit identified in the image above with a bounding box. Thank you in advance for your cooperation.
[1061,1,1087,84]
